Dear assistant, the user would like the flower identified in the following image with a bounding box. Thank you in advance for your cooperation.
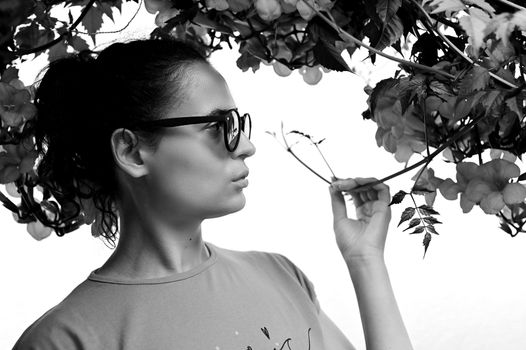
[0,137,38,184]
[27,219,53,241]
[0,80,36,128]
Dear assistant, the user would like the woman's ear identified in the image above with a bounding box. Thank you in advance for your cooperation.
[111,128,150,178]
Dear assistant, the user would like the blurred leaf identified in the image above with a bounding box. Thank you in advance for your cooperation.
[47,40,68,63]
[376,0,401,23]
[398,206,416,226]
[374,14,403,51]
[427,225,439,235]
[389,190,407,206]
[459,66,490,96]
[423,232,432,256]
[423,216,442,225]
[68,35,89,52]
[313,40,351,72]
[81,4,104,43]
[418,204,439,215]
[404,218,422,231]
[409,225,425,234]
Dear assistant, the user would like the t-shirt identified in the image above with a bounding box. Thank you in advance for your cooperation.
[13,242,326,350]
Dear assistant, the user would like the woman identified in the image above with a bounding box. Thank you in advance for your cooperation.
[13,39,413,350]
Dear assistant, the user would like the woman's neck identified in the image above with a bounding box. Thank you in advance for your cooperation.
[96,211,210,280]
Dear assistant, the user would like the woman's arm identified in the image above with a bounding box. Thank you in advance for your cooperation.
[328,177,413,350]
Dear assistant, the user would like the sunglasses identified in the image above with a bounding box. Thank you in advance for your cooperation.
[129,108,252,152]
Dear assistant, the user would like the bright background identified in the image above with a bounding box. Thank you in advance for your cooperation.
[2,3,526,350]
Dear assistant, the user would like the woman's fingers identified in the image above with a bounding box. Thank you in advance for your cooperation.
[329,185,348,223]
[332,177,391,208]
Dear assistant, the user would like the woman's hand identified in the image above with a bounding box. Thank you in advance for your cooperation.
[328,177,392,264]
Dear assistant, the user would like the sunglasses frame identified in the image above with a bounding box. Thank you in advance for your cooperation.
[129,108,252,152]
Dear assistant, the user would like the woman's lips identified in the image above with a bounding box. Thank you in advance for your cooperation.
[233,178,249,188]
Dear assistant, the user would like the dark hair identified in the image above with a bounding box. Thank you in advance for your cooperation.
[34,38,208,248]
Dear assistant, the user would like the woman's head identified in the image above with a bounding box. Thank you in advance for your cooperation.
[34,39,255,246]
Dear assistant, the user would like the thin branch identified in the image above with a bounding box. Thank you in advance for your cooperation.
[345,113,488,194]
[270,124,332,184]
[73,0,143,35]
[13,0,97,57]
[493,0,526,11]
[412,0,518,89]
[299,0,456,80]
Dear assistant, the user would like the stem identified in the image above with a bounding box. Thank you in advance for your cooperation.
[313,142,337,179]
[348,113,488,194]
[13,0,97,57]
[493,0,526,11]
[412,0,518,89]
[277,124,332,184]
[409,193,426,229]
[298,0,455,80]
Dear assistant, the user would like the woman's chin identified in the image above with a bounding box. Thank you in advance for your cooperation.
[206,193,246,219]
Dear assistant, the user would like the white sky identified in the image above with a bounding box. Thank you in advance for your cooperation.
[2,3,526,350]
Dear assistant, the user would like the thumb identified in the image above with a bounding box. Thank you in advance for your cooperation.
[329,185,348,222]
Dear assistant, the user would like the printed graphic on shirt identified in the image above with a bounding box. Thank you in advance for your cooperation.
[244,326,312,350]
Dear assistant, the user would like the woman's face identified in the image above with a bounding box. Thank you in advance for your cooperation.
[139,62,256,222]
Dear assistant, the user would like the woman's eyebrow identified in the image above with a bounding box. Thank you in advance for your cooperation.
[205,108,234,116]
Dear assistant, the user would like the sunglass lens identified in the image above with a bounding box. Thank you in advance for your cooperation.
[226,110,240,150]
[242,114,251,139]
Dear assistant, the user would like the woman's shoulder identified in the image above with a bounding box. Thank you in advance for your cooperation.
[210,242,303,276]
[13,291,100,350]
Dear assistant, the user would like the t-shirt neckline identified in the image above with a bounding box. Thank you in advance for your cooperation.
[87,242,218,285]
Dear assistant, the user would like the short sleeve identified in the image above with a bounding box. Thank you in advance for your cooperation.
[12,307,99,350]
[269,253,321,315]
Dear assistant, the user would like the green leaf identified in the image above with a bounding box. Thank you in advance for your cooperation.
[404,218,422,231]
[459,8,491,53]
[236,51,260,72]
[409,225,425,234]
[14,23,53,51]
[374,14,403,51]
[98,1,115,22]
[426,0,464,14]
[418,204,439,215]
[423,216,442,225]
[466,0,495,15]
[427,225,439,235]
[0,66,19,83]
[81,4,104,43]
[68,35,89,52]
[376,0,402,22]
[389,190,407,206]
[505,97,521,117]
[398,207,416,226]
[313,40,351,72]
[47,40,68,63]
[193,12,233,35]
[459,66,490,96]
[480,90,503,112]
[307,16,341,44]
[423,232,432,257]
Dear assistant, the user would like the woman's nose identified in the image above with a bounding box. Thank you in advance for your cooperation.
[233,132,256,159]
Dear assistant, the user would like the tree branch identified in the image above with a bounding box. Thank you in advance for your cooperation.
[411,0,519,89]
[492,0,526,11]
[13,0,97,57]
[346,113,488,194]
[299,0,456,80]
